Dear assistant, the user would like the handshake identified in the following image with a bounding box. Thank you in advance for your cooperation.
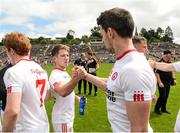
[72,66,88,81]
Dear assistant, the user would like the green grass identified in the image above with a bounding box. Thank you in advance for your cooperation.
[44,63,180,132]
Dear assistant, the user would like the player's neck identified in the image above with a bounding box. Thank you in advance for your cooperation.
[14,56,29,65]
[55,65,66,71]
[113,38,135,59]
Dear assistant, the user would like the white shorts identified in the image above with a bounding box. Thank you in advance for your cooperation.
[15,124,49,132]
[174,110,180,132]
[53,123,73,132]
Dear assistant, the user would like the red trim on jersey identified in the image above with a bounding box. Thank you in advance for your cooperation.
[55,67,66,71]
[116,49,137,60]
[7,86,12,93]
[17,58,32,64]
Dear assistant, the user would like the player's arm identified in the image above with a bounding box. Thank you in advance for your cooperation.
[53,77,79,97]
[3,92,22,132]
[85,73,107,91]
[126,100,151,132]
[123,66,156,132]
[53,68,84,97]
[154,62,176,72]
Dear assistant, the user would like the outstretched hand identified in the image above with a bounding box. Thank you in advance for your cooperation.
[72,66,87,81]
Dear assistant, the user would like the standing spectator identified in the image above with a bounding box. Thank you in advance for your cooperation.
[0,62,12,111]
[154,50,176,114]
[74,53,87,94]
[75,8,156,132]
[150,61,180,132]
[49,44,84,132]
[2,32,50,132]
[86,52,99,96]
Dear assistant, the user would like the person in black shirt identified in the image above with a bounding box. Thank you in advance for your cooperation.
[155,50,176,115]
[86,52,99,96]
[74,53,87,94]
[0,62,12,111]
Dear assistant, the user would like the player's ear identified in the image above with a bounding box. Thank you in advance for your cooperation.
[9,48,15,55]
[107,27,114,39]
[52,56,56,63]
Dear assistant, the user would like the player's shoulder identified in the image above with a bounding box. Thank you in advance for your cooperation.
[50,69,62,77]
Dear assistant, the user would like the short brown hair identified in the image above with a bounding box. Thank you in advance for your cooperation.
[97,8,134,38]
[51,44,69,57]
[132,36,147,44]
[3,32,31,56]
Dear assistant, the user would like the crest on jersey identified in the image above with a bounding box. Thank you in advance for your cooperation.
[112,72,118,80]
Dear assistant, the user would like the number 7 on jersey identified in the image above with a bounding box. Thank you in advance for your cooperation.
[36,79,46,107]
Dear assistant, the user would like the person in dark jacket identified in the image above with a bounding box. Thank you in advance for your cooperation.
[0,62,12,111]
[86,52,99,96]
[155,50,176,115]
[74,53,87,94]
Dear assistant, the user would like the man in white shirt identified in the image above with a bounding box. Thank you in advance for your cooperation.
[49,44,84,132]
[75,8,156,132]
[151,61,180,132]
[2,32,50,132]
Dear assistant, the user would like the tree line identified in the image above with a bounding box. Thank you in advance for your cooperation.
[139,26,174,43]
[0,26,174,46]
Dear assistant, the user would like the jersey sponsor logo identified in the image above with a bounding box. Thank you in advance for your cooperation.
[107,89,116,102]
[30,69,45,76]
[111,72,118,80]
[7,86,12,93]
[133,91,144,101]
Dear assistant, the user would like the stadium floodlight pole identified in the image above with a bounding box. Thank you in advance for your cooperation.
[86,42,101,63]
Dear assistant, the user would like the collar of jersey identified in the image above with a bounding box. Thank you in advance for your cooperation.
[17,58,32,63]
[55,67,66,71]
[116,49,137,60]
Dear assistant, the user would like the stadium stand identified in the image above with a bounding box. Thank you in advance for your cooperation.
[0,42,180,67]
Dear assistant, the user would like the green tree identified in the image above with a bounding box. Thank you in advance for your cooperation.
[81,35,89,43]
[140,28,151,42]
[66,29,75,40]
[89,26,101,40]
[163,26,173,42]
[156,27,164,39]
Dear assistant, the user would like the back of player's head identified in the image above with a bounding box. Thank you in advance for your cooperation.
[132,36,147,45]
[97,7,134,38]
[51,44,69,57]
[3,32,31,56]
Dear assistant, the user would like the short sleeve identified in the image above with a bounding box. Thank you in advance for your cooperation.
[3,69,23,93]
[123,68,154,102]
[173,62,180,72]
[49,71,65,89]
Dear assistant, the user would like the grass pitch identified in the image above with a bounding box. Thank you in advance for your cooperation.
[44,63,180,132]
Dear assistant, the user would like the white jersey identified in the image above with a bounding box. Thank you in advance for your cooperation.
[3,59,49,132]
[49,68,75,126]
[106,50,156,132]
[175,110,180,132]
[173,62,180,132]
[173,62,180,72]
